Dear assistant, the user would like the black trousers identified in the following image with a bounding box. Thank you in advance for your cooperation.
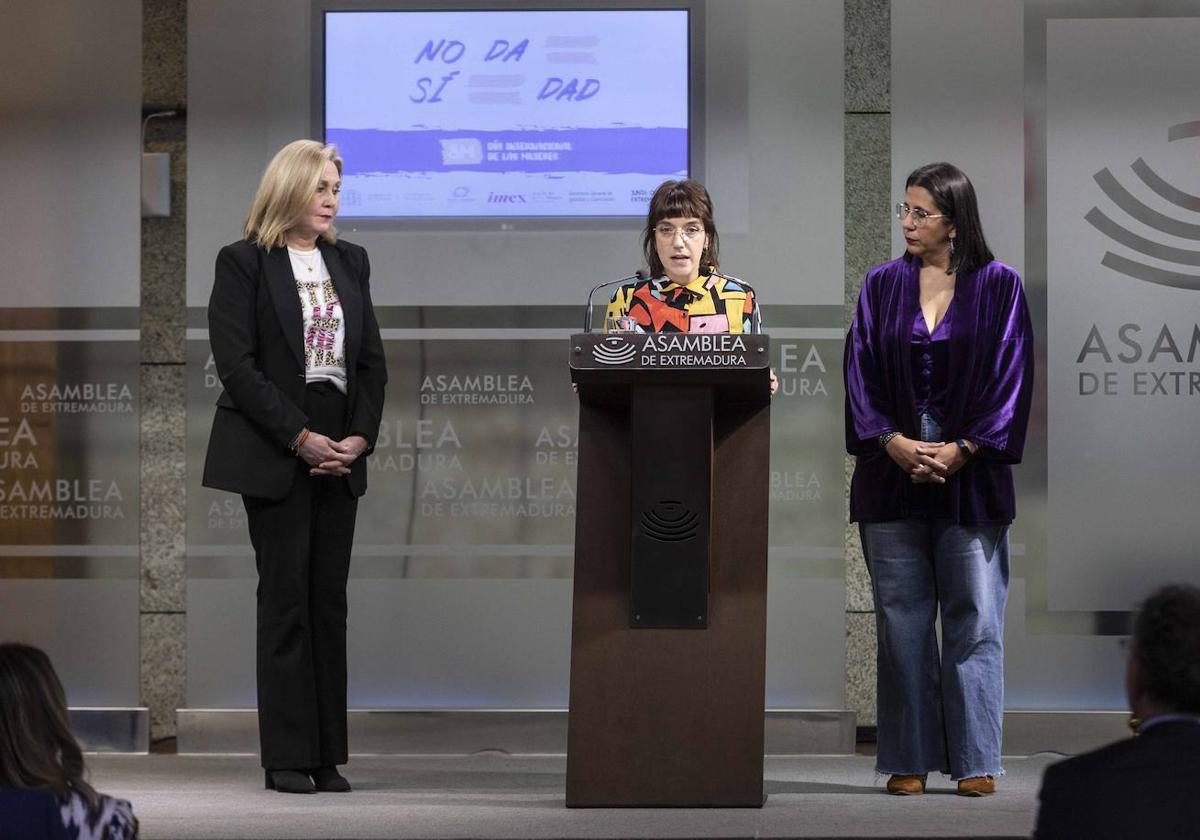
[242,382,358,770]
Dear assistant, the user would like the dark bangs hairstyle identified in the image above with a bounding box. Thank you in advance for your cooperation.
[1131,584,1200,714]
[641,179,720,278]
[904,162,994,274]
[0,642,98,806]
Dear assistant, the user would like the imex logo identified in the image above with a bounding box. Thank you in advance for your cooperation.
[592,336,637,365]
[1085,120,1200,291]
[487,192,527,203]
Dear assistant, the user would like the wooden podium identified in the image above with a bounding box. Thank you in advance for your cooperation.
[565,332,771,807]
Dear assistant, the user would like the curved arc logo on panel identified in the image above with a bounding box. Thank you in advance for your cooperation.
[1086,120,1200,291]
[639,500,700,543]
[591,336,638,365]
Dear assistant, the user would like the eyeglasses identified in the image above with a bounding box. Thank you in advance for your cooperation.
[654,223,706,241]
[896,202,949,225]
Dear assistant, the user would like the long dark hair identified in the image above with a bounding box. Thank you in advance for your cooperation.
[0,643,97,806]
[903,162,993,274]
[1132,584,1200,714]
[641,179,720,278]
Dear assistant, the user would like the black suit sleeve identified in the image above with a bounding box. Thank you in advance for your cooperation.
[346,246,387,453]
[208,244,308,449]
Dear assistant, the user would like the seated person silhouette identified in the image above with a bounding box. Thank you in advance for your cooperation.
[0,643,138,839]
[1034,584,1200,839]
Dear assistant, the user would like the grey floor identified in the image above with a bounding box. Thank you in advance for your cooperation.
[87,753,1059,839]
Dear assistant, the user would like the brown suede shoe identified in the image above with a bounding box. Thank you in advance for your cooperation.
[886,774,927,795]
[956,775,996,796]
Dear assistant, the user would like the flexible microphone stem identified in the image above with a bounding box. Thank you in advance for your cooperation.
[582,270,645,332]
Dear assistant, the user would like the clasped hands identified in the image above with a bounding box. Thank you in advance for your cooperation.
[297,433,368,477]
[884,436,970,484]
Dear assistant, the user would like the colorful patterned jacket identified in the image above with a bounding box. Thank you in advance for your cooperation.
[605,272,762,334]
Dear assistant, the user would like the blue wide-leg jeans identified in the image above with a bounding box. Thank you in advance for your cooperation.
[860,418,1009,779]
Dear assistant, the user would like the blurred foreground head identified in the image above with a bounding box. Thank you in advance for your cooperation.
[1129,584,1200,715]
[0,642,97,805]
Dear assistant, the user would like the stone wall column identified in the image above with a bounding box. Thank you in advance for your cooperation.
[140,0,187,743]
[843,0,891,730]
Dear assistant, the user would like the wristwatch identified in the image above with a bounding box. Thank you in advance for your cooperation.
[955,438,973,459]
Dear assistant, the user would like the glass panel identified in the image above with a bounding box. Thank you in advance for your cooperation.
[895,0,1200,712]
[0,0,141,708]
[186,0,848,712]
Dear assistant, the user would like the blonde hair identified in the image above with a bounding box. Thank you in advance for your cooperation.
[243,140,343,249]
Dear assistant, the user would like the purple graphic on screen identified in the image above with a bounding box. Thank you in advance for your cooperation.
[329,127,687,176]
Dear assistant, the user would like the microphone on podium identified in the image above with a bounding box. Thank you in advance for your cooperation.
[582,270,645,332]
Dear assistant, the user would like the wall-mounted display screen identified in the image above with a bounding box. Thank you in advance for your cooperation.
[323,9,692,218]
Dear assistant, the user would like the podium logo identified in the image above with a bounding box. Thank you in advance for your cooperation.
[640,500,700,543]
[592,336,637,365]
[1085,120,1200,291]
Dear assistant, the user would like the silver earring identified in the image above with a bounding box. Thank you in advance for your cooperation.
[949,238,956,258]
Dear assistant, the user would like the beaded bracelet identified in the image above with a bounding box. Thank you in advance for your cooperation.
[877,431,901,450]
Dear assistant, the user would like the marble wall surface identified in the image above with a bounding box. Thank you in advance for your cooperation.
[141,0,187,740]
[842,0,889,728]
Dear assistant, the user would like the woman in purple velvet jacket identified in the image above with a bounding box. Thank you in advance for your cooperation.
[844,162,1033,797]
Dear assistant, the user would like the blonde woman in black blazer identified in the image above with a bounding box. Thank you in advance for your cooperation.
[203,140,386,794]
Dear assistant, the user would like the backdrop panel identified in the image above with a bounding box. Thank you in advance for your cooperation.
[1045,16,1200,609]
[186,0,848,715]
[0,0,141,708]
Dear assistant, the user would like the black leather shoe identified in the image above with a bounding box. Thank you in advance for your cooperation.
[310,765,351,793]
[265,769,316,794]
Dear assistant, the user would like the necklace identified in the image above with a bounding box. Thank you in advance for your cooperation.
[290,247,320,274]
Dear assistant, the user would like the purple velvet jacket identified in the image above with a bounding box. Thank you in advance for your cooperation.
[844,256,1034,525]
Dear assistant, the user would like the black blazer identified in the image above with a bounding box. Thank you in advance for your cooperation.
[1033,720,1200,839]
[202,238,387,500]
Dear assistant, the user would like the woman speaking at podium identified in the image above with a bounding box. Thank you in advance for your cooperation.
[203,140,387,795]
[844,162,1033,796]
[605,180,761,336]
